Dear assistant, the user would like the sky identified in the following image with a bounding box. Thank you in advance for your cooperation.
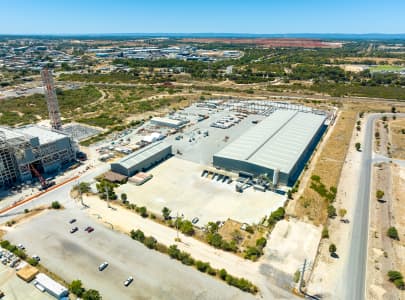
[0,0,404,34]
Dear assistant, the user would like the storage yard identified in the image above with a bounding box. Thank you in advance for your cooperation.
[116,157,286,226]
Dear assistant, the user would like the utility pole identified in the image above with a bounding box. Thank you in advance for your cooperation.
[105,185,110,208]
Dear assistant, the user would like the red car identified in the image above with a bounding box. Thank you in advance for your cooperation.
[87,227,94,233]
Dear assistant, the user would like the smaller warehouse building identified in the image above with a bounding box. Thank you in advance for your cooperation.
[34,273,69,299]
[111,141,172,177]
[150,117,188,128]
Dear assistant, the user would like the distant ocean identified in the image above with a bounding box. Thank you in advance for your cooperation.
[1,33,405,40]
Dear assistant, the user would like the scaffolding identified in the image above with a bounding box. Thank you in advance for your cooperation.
[41,68,62,130]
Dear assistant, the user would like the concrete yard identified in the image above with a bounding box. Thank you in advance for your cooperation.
[0,263,54,300]
[117,157,286,226]
[4,205,253,300]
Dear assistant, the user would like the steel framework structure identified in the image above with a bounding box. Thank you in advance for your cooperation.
[41,68,62,130]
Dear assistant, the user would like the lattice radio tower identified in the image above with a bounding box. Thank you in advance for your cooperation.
[41,68,62,130]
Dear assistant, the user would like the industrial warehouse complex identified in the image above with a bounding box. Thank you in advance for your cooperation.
[213,110,326,185]
[0,125,76,188]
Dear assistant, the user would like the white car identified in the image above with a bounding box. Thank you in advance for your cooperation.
[124,276,133,286]
[17,244,25,250]
[32,255,40,262]
[98,262,108,271]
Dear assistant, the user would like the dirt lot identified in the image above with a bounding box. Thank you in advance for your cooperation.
[389,118,405,159]
[294,110,357,225]
[181,38,342,48]
[116,157,286,227]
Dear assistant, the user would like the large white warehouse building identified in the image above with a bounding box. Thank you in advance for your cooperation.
[213,110,326,186]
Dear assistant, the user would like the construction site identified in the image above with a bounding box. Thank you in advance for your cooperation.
[0,69,79,190]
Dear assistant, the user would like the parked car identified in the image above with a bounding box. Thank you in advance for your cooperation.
[69,219,77,224]
[32,255,40,262]
[84,226,91,232]
[70,227,79,234]
[17,244,25,250]
[98,262,108,271]
[124,276,133,286]
[87,227,94,233]
[192,217,199,224]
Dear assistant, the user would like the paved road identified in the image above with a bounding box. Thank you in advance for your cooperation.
[342,113,405,300]
[5,204,253,300]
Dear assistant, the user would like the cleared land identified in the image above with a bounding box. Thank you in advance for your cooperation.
[294,110,357,225]
[116,157,286,226]
[389,118,405,159]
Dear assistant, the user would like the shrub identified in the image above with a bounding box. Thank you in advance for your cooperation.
[388,270,403,282]
[130,229,145,242]
[120,193,127,202]
[179,251,194,265]
[168,245,181,259]
[355,142,361,151]
[244,246,262,261]
[256,237,267,249]
[180,220,194,236]
[387,227,399,240]
[268,207,285,226]
[69,280,85,297]
[195,260,210,273]
[207,266,217,276]
[219,269,228,280]
[82,289,102,300]
[28,258,38,266]
[51,201,61,209]
[322,226,329,239]
[144,236,157,249]
[162,207,171,220]
[329,243,337,254]
[376,190,384,200]
[139,206,148,218]
[245,225,254,234]
[14,249,26,259]
[327,205,337,218]
[156,243,168,254]
[0,240,11,249]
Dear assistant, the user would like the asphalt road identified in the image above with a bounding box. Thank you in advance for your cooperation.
[342,113,404,300]
[5,204,254,300]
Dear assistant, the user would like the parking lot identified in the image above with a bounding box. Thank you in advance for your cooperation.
[4,204,254,300]
[117,157,286,226]
[165,107,266,165]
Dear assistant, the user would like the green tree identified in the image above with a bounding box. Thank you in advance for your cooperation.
[78,182,91,194]
[69,280,85,297]
[256,237,267,249]
[82,289,102,300]
[162,207,171,220]
[355,142,361,151]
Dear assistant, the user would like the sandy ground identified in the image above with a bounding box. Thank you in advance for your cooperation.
[116,157,286,226]
[389,118,405,160]
[265,219,321,275]
[307,112,365,299]
[81,195,309,299]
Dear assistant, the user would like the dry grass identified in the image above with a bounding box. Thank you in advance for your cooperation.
[218,219,264,250]
[295,110,357,225]
[389,118,405,159]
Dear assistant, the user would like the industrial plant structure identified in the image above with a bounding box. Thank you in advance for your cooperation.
[0,125,76,189]
[111,141,172,177]
[213,110,326,186]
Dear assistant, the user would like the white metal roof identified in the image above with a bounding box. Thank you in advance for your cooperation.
[15,125,68,144]
[214,110,325,174]
[35,273,68,296]
[115,141,171,169]
[151,117,183,126]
